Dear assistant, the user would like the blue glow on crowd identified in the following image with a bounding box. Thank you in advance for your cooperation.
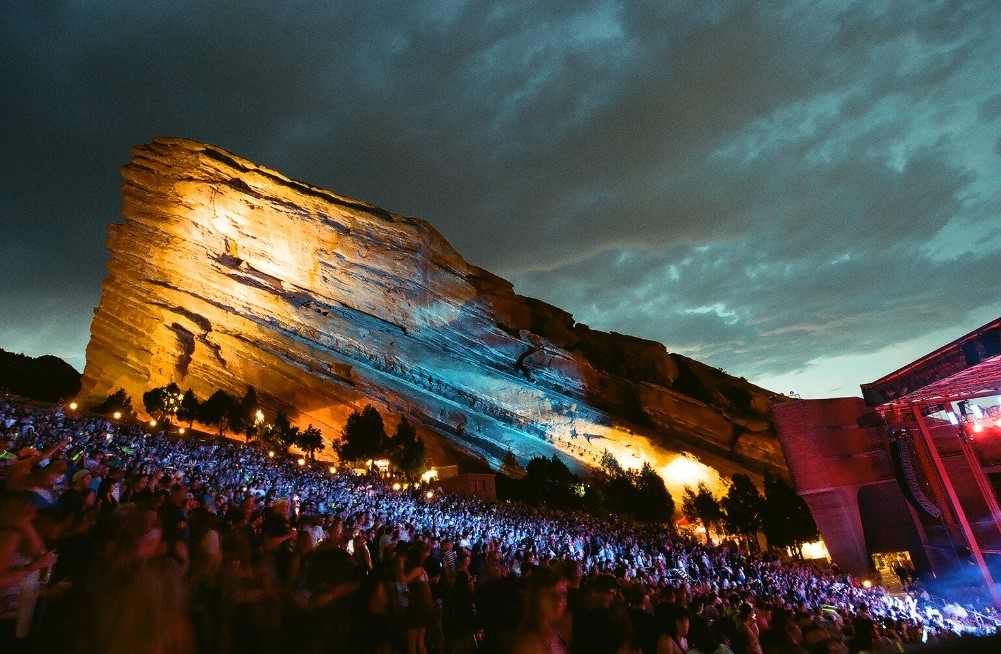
[1,396,999,653]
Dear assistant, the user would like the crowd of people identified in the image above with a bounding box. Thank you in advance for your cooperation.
[1,395,999,653]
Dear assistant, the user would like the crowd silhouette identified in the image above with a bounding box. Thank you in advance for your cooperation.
[1,396,999,653]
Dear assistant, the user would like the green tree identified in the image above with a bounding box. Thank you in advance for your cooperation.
[92,389,134,418]
[142,382,182,423]
[176,389,201,428]
[721,473,765,550]
[297,424,325,461]
[199,389,238,438]
[682,482,722,544]
[337,405,388,465]
[390,417,426,479]
[633,461,674,523]
[762,471,819,558]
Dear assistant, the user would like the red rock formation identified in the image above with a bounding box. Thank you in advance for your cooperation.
[80,137,785,493]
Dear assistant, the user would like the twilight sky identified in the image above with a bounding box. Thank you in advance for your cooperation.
[2,1,1000,398]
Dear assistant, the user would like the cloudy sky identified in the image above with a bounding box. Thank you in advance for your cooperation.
[3,1,1000,398]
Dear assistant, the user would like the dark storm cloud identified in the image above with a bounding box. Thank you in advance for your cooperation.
[2,0,999,395]
[511,0,1001,388]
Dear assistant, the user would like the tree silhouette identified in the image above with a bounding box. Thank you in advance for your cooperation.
[600,449,625,477]
[762,471,819,558]
[390,417,426,479]
[232,387,259,441]
[269,410,300,451]
[721,473,764,550]
[176,389,201,428]
[199,390,237,438]
[337,405,388,465]
[524,455,581,510]
[92,389,133,418]
[297,424,325,461]
[682,482,722,544]
[594,451,636,517]
[142,383,182,423]
[633,461,674,523]
[257,421,279,448]
[500,449,526,479]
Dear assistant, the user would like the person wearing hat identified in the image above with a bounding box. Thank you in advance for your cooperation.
[58,468,95,518]
[70,469,91,488]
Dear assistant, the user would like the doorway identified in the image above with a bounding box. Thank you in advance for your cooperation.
[871,550,915,592]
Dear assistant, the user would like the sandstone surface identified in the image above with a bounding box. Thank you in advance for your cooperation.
[79,137,786,493]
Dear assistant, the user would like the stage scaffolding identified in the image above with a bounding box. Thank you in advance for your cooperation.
[863,321,1001,607]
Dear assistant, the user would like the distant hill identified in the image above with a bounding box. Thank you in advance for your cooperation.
[0,349,81,403]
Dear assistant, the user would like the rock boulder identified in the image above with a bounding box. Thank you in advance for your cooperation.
[80,137,786,483]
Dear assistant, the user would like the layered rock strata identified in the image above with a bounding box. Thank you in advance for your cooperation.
[80,137,786,493]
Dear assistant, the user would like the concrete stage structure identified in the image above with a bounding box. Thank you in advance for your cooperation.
[773,317,1001,605]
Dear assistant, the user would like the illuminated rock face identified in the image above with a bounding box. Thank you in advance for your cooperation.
[80,137,786,489]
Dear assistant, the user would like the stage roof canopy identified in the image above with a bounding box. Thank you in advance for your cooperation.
[862,318,1001,410]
